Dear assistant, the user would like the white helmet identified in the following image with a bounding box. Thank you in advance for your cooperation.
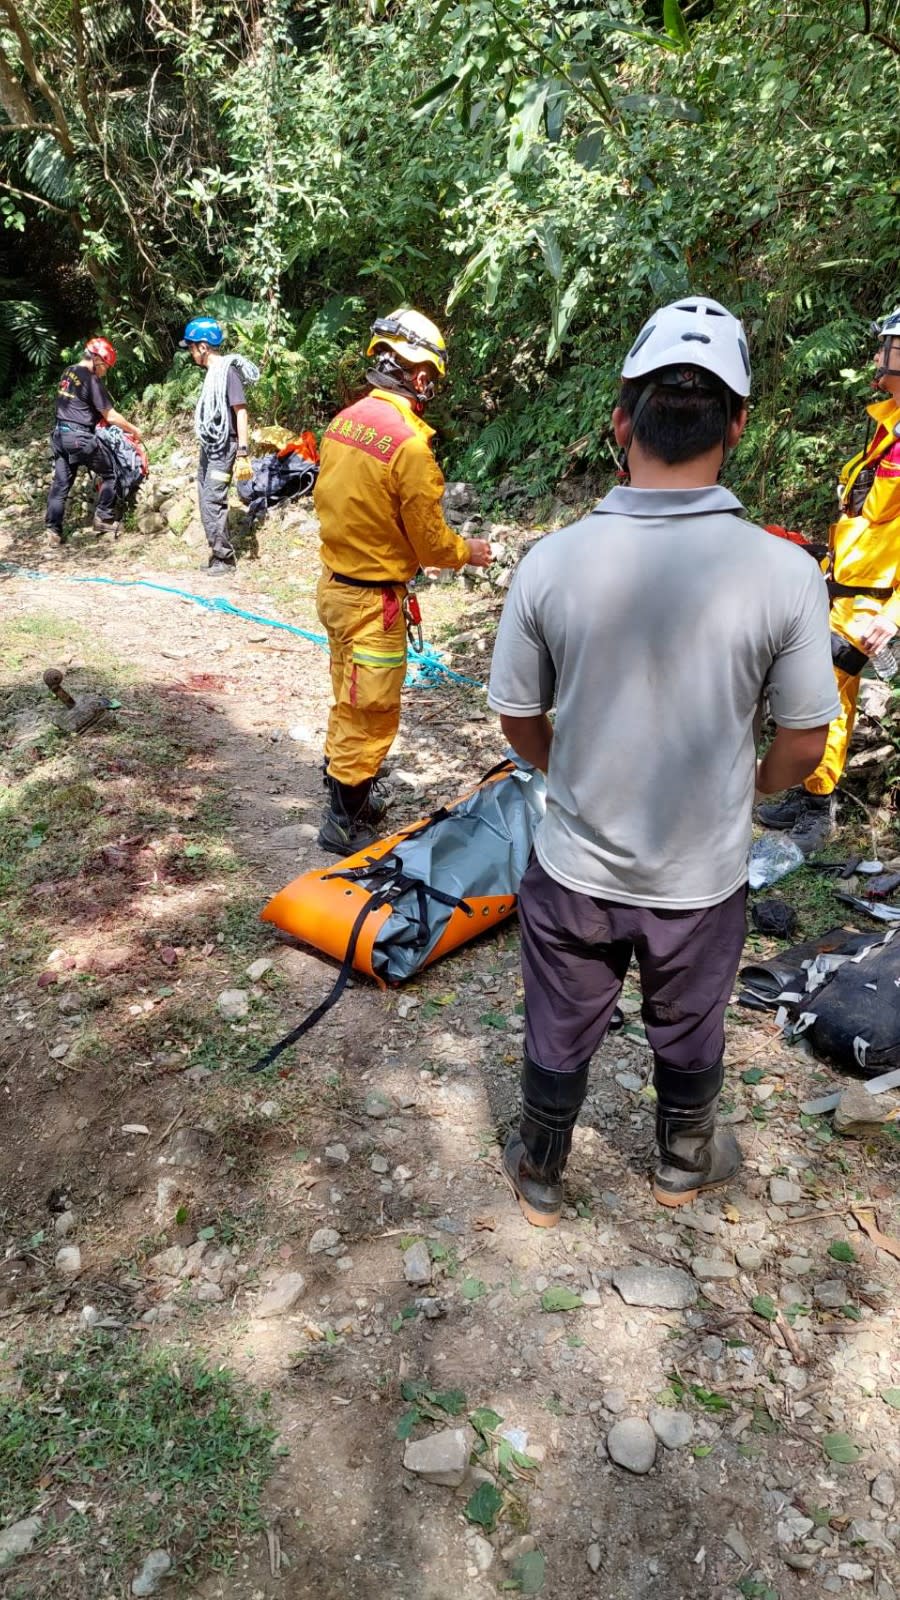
[872,305,900,339]
[623,296,751,397]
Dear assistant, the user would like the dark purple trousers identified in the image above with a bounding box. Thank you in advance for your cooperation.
[517,855,747,1076]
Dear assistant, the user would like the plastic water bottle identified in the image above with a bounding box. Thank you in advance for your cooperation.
[869,644,897,681]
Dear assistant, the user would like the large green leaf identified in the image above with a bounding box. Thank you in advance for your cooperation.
[663,0,690,49]
[24,136,74,206]
[507,79,548,173]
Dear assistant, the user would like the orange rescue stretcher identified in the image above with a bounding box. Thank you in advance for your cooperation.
[250,759,546,1073]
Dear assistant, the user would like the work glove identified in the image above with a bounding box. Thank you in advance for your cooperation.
[234,450,253,485]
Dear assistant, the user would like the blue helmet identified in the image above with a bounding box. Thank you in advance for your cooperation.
[179,316,224,349]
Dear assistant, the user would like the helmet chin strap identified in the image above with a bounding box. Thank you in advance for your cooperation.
[367,352,434,411]
[618,370,732,481]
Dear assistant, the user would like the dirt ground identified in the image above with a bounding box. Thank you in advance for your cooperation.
[1,482,899,1600]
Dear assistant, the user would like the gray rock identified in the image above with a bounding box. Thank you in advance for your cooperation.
[602,1387,627,1414]
[776,1511,815,1544]
[722,1524,752,1564]
[165,1126,216,1169]
[245,958,273,983]
[179,1239,208,1279]
[256,1273,306,1317]
[834,1081,890,1135]
[648,1406,695,1449]
[325,1143,349,1165]
[54,1209,76,1237]
[467,1533,494,1572]
[194,1281,224,1303]
[402,1241,432,1287]
[587,1542,602,1573]
[55,1245,81,1274]
[0,1516,41,1569]
[363,1089,393,1119]
[735,1246,765,1272]
[149,1244,187,1277]
[813,1279,847,1309]
[872,1473,896,1509]
[611,1265,697,1310]
[131,1549,173,1596]
[369,1154,389,1174]
[403,1426,470,1486]
[606,1418,657,1474]
[615,1071,643,1092]
[770,1178,803,1205]
[692,1254,737,1281]
[154,1178,181,1223]
[838,1564,874,1582]
[701,1335,725,1361]
[216,988,249,1021]
[308,1227,340,1254]
[784,1255,813,1276]
[848,1519,894,1554]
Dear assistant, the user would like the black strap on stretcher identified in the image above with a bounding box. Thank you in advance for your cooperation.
[248,828,479,1075]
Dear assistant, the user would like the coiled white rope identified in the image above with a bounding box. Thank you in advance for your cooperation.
[194,353,260,454]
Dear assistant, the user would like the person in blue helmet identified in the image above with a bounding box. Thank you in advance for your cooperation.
[179,316,260,575]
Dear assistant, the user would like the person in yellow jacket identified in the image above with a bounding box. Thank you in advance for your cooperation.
[759,305,900,849]
[313,309,491,854]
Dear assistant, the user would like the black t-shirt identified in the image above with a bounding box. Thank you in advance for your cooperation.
[225,365,247,439]
[55,363,112,429]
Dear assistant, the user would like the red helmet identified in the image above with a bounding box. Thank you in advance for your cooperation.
[84,336,117,369]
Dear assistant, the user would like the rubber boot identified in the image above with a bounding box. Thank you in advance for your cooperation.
[322,757,389,823]
[502,1055,589,1228]
[653,1056,742,1208]
[318,776,380,856]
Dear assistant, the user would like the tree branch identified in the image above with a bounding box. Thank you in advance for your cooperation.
[0,175,68,215]
[0,0,77,156]
[0,37,36,126]
[0,121,56,133]
[70,0,101,145]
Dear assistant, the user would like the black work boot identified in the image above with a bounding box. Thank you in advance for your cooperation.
[755,787,806,830]
[788,791,835,855]
[653,1057,742,1209]
[502,1056,590,1228]
[322,757,389,824]
[318,776,380,856]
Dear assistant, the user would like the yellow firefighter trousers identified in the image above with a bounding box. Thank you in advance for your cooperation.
[316,571,407,785]
[803,594,872,797]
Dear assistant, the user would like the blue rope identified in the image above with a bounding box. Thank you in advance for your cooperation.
[0,562,483,689]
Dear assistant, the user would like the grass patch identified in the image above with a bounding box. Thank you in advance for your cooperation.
[0,1337,277,1597]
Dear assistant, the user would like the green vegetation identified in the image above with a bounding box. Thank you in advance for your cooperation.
[0,1338,276,1596]
[1,0,896,526]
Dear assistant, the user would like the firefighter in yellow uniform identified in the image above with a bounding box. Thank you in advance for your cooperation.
[313,309,491,854]
[759,305,900,850]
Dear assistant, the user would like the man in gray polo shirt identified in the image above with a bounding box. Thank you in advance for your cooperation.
[488,297,840,1227]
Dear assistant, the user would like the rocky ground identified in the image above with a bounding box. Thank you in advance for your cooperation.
[0,428,899,1600]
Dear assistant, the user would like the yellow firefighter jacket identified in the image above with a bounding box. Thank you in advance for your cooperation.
[313,388,470,582]
[829,396,900,628]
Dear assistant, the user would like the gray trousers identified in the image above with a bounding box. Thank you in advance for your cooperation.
[197,442,237,556]
[518,855,747,1076]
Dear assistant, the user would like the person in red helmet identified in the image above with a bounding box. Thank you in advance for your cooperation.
[44,336,142,544]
